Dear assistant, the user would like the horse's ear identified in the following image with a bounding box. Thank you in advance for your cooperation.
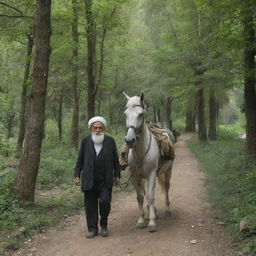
[123,91,130,101]
[139,91,144,107]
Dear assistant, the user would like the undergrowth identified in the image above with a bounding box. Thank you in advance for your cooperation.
[189,126,256,255]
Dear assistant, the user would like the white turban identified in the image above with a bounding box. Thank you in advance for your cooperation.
[88,116,107,128]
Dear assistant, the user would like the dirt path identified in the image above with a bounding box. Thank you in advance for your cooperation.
[10,133,240,256]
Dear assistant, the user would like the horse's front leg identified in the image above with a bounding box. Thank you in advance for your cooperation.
[147,171,157,232]
[130,176,146,229]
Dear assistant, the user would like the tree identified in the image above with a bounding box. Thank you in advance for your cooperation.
[241,0,256,155]
[208,87,217,140]
[165,97,174,130]
[16,27,34,157]
[13,0,52,201]
[84,0,96,119]
[185,110,196,132]
[70,0,80,149]
[196,87,207,141]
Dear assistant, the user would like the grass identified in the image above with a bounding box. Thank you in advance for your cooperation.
[188,125,256,255]
[0,170,83,253]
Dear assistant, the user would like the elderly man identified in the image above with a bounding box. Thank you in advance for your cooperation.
[74,116,120,239]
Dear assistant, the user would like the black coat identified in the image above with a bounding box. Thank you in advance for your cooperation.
[74,134,121,191]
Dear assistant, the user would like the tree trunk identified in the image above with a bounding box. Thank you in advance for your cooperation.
[153,106,157,123]
[165,97,173,130]
[158,108,161,124]
[84,0,97,119]
[13,0,52,202]
[208,88,217,140]
[241,0,256,154]
[97,90,102,115]
[185,110,196,132]
[70,0,79,149]
[108,94,113,126]
[6,112,15,139]
[16,31,34,157]
[57,90,63,142]
[97,25,107,89]
[195,11,207,141]
[197,88,207,141]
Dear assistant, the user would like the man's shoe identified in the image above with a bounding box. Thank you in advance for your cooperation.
[86,230,97,239]
[101,227,108,237]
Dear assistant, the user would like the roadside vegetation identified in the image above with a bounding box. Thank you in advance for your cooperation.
[189,125,256,255]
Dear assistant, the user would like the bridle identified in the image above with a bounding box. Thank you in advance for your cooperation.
[126,104,144,137]
[127,124,143,137]
[125,104,152,175]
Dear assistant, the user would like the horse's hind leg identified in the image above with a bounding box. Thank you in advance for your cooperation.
[131,177,146,229]
[164,168,172,216]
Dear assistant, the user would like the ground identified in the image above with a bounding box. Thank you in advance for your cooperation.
[8,133,240,256]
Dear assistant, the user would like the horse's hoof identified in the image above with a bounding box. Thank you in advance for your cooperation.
[148,225,157,232]
[136,222,145,229]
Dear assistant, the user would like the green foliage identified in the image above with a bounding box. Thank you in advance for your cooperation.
[189,126,256,254]
[38,145,77,188]
[172,117,186,131]
[0,133,17,171]
[0,180,18,224]
[0,172,82,251]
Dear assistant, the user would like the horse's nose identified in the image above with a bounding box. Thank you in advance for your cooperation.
[125,137,135,145]
[125,127,137,146]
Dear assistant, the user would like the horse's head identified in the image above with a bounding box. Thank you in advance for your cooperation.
[123,91,145,148]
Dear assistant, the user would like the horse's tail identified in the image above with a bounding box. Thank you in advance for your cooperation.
[157,173,166,193]
[157,168,172,193]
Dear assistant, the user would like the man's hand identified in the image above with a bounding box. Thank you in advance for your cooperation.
[74,177,80,185]
[113,177,120,185]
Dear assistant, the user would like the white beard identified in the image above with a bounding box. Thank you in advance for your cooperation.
[92,132,104,144]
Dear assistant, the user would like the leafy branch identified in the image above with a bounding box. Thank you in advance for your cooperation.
[0,1,32,19]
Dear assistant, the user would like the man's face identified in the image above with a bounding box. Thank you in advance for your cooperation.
[91,121,104,135]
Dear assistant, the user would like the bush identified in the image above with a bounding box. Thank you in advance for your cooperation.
[189,126,256,255]
[0,184,19,230]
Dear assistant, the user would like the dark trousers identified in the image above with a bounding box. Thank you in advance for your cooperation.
[84,185,112,232]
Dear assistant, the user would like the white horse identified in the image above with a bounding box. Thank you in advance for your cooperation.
[123,91,173,232]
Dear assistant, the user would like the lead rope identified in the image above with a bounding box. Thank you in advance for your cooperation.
[129,125,152,178]
[119,129,153,189]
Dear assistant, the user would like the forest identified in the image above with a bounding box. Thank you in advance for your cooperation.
[0,0,256,255]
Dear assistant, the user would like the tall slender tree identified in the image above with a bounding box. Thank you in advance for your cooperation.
[241,0,256,155]
[70,0,79,149]
[208,87,217,140]
[16,27,34,157]
[84,0,96,119]
[185,109,196,132]
[13,0,52,201]
[196,10,207,141]
[196,86,207,141]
